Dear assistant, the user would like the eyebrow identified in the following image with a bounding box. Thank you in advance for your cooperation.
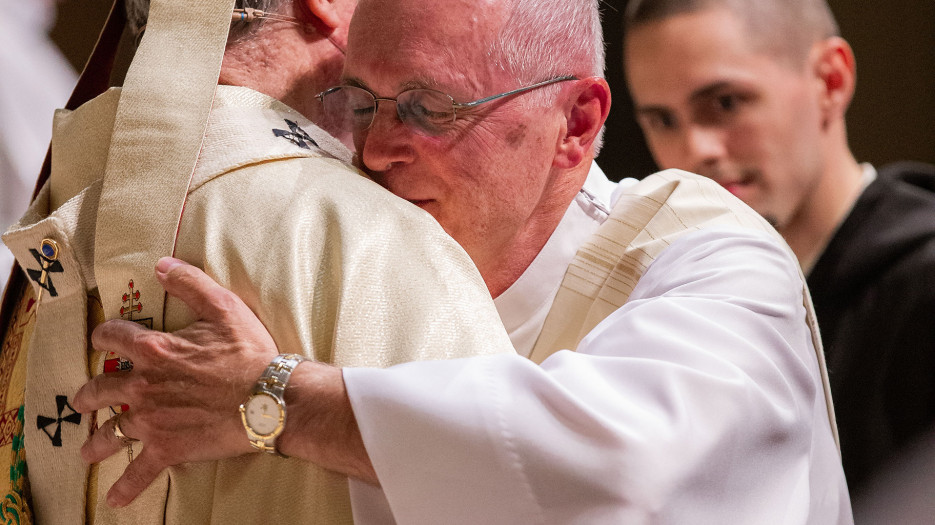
[338,76,440,95]
[688,81,735,104]
[341,76,369,90]
[634,80,738,117]
[634,105,672,118]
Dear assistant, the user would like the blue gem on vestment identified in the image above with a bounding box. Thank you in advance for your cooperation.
[27,240,64,297]
[40,239,58,260]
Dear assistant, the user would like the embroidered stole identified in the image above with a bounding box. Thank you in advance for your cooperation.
[87,0,233,519]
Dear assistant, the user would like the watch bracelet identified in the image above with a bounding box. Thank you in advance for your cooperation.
[248,353,307,454]
[255,353,307,398]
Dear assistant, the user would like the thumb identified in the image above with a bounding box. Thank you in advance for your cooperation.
[154,257,242,322]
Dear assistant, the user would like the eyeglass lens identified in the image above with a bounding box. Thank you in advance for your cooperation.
[321,86,457,135]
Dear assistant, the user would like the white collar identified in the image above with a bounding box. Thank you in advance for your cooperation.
[493,161,633,357]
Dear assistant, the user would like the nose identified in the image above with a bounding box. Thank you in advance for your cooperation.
[359,101,416,173]
[682,126,727,172]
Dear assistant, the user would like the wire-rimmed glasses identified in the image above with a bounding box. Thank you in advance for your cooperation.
[317,75,578,136]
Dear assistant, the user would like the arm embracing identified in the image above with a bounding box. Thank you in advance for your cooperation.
[344,229,839,523]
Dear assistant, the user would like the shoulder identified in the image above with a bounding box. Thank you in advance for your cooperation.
[868,162,935,212]
[631,227,803,306]
[615,168,775,235]
[189,87,354,193]
[186,156,442,238]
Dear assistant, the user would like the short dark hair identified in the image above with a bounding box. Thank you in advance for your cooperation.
[624,0,840,65]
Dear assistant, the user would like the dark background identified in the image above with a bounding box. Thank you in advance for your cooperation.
[50,0,934,182]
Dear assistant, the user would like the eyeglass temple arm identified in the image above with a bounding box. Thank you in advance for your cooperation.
[452,75,579,109]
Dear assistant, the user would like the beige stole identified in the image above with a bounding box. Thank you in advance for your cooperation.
[87,0,234,522]
[530,170,840,448]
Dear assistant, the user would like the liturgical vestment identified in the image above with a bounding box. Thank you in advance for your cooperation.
[0,85,513,524]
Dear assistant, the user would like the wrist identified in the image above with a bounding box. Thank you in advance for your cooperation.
[278,361,378,483]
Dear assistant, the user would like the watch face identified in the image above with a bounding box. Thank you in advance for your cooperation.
[243,393,284,437]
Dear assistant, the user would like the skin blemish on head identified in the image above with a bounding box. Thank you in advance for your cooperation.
[505,123,528,148]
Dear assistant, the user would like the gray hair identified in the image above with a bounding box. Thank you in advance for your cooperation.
[490,0,605,84]
[488,0,606,151]
[625,0,840,65]
[125,0,290,45]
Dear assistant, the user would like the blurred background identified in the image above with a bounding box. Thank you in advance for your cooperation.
[33,0,935,182]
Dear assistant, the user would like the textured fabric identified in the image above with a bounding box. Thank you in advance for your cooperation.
[94,0,234,335]
[2,84,513,523]
[808,161,935,495]
[3,181,96,523]
[346,169,852,524]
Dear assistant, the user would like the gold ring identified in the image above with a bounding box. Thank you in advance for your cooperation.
[112,412,138,445]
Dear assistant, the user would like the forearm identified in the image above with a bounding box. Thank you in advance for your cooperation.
[277,361,378,484]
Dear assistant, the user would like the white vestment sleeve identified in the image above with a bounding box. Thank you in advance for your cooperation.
[344,228,851,524]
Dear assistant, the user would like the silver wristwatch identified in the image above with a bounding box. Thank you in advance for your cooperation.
[239,353,306,454]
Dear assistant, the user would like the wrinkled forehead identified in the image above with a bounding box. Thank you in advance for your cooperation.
[347,0,508,91]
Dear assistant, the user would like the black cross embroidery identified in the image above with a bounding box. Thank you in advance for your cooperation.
[272,119,318,149]
[26,248,64,297]
[36,395,81,447]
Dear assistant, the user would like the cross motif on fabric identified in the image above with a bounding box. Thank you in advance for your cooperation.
[119,280,152,329]
[36,395,81,447]
[26,240,63,297]
[272,119,318,150]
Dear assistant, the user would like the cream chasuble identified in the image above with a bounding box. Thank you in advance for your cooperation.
[0,0,514,522]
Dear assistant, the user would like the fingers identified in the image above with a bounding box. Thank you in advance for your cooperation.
[73,373,132,414]
[155,257,246,322]
[81,413,135,465]
[105,448,165,508]
[90,319,149,363]
[82,414,162,509]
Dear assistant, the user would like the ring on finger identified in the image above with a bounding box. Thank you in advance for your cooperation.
[112,412,138,445]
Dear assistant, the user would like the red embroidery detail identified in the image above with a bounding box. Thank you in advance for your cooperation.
[119,279,153,329]
[0,287,38,409]
[120,281,143,321]
[0,408,19,447]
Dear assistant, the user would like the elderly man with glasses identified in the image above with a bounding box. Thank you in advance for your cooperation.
[76,0,852,522]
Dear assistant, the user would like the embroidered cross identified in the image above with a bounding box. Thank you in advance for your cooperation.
[120,280,152,329]
[273,119,318,149]
[36,395,81,447]
[26,239,63,297]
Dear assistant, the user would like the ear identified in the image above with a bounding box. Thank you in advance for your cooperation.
[299,0,345,34]
[812,37,856,127]
[554,77,612,169]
